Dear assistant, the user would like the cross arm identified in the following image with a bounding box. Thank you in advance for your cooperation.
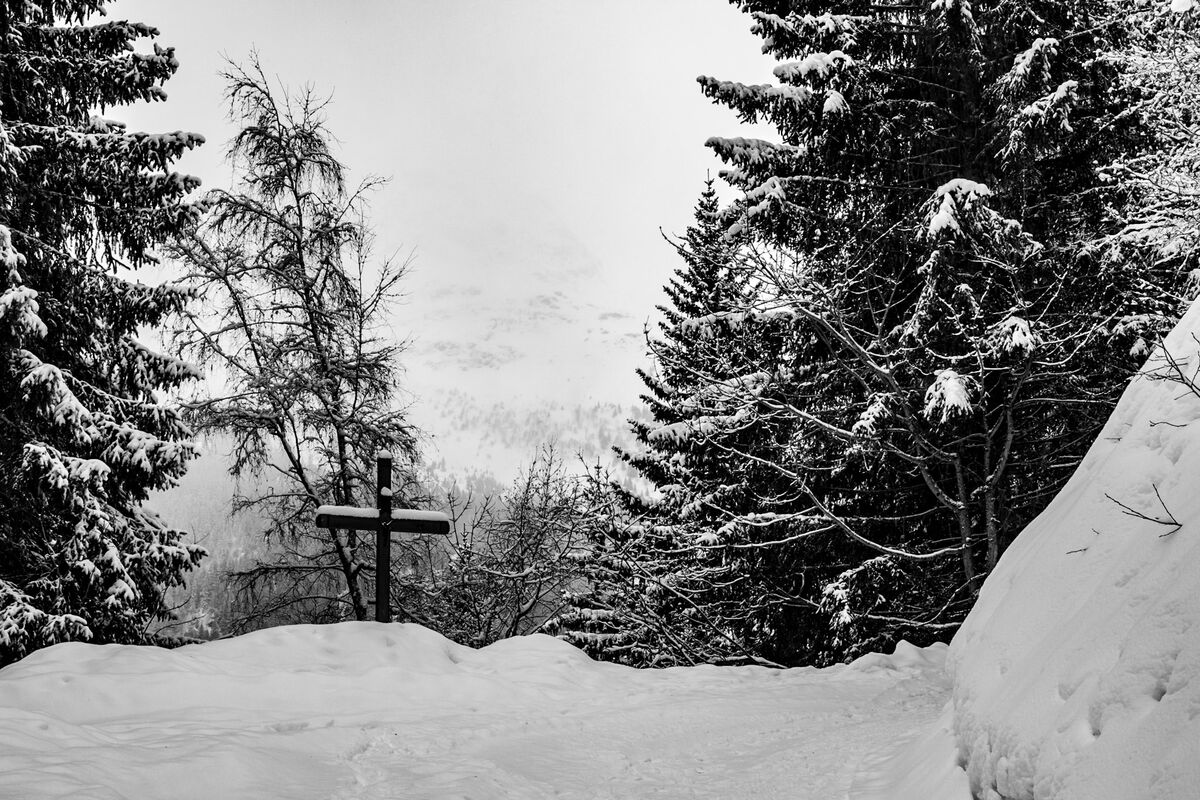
[314,505,451,535]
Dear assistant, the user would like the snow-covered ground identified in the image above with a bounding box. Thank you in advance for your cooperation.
[0,623,959,800]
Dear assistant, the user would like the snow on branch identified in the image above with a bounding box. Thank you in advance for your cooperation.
[704,137,798,167]
[0,224,26,274]
[21,443,71,498]
[750,11,861,52]
[16,350,98,440]
[0,285,47,340]
[923,369,978,424]
[986,315,1043,356]
[742,177,789,226]
[7,123,205,165]
[1000,80,1079,161]
[648,409,753,447]
[930,0,978,30]
[21,443,112,502]
[926,178,993,239]
[696,78,815,121]
[120,336,202,386]
[679,306,798,338]
[823,90,849,116]
[773,51,854,83]
[0,579,90,661]
[852,393,893,437]
[687,371,774,409]
[995,38,1059,99]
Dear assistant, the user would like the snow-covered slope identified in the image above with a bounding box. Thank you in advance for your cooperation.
[0,623,951,799]
[949,298,1200,800]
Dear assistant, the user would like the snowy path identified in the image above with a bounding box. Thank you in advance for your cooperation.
[332,654,949,799]
[0,625,952,800]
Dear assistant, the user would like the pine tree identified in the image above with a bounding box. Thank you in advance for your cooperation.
[547,460,689,665]
[558,183,841,666]
[681,0,1191,660]
[0,1,206,664]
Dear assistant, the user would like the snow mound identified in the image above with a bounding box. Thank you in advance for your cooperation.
[848,639,947,674]
[0,623,609,725]
[0,621,952,799]
[950,298,1200,800]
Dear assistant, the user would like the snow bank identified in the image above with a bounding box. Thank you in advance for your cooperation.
[950,298,1200,800]
[0,622,951,799]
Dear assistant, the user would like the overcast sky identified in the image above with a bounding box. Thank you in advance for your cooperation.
[114,0,774,477]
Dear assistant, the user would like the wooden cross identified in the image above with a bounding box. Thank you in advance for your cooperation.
[314,451,451,623]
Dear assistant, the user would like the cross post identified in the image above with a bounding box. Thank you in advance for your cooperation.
[313,452,451,624]
[376,451,392,623]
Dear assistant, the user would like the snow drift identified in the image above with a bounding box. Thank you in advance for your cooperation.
[0,622,951,799]
[950,298,1200,800]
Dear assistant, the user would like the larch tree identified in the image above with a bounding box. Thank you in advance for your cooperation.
[656,0,1192,662]
[0,1,206,664]
[169,59,418,630]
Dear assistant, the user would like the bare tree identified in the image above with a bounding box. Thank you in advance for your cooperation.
[399,449,598,646]
[169,57,418,630]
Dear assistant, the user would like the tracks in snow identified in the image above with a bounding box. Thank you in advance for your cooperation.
[332,655,951,800]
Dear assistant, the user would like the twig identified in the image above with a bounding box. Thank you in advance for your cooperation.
[1105,484,1183,536]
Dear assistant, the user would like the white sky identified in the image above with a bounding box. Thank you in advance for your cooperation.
[113,0,774,476]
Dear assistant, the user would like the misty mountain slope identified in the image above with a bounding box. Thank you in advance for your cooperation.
[414,389,648,485]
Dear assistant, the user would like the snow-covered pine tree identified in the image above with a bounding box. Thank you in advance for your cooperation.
[686,0,1191,659]
[557,183,841,666]
[169,58,419,630]
[0,1,206,664]
[1103,2,1200,285]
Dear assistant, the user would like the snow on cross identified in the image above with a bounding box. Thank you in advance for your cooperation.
[313,451,450,623]
[313,506,451,536]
